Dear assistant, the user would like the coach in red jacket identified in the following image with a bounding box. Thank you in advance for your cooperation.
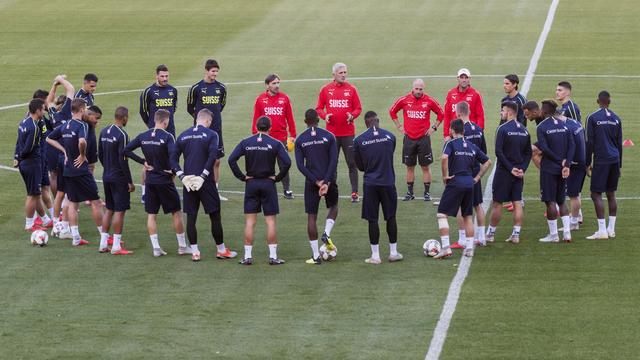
[441,68,485,138]
[315,62,362,202]
[389,79,444,201]
[252,74,297,199]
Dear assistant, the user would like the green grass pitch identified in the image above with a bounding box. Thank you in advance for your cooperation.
[0,0,638,358]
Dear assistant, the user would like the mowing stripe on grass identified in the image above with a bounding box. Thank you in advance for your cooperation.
[424,0,561,359]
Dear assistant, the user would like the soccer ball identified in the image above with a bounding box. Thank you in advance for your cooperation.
[31,230,49,247]
[423,239,441,257]
[319,244,337,261]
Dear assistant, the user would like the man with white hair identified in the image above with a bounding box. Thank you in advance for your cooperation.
[440,68,485,138]
[389,79,444,201]
[316,62,363,202]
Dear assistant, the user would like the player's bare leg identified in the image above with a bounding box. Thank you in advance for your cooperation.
[90,199,104,236]
[588,191,610,239]
[240,214,257,265]
[463,215,475,257]
[474,204,486,245]
[506,201,523,244]
[265,215,284,264]
[147,214,165,256]
[531,145,542,169]
[306,213,321,263]
[606,191,617,237]
[433,214,453,259]
[569,196,582,230]
[213,159,227,201]
[41,186,54,225]
[171,211,189,256]
[24,195,38,230]
[452,212,466,249]
[540,201,560,243]
[68,201,87,246]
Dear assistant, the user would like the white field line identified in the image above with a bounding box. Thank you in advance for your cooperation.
[1,72,639,111]
[424,0,560,359]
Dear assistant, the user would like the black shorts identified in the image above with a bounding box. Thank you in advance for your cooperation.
[19,161,42,196]
[40,157,50,187]
[492,168,524,202]
[472,179,482,206]
[438,184,473,217]
[183,177,220,214]
[540,171,566,204]
[145,182,181,214]
[244,178,279,215]
[304,181,338,214]
[362,184,397,221]
[65,174,100,203]
[590,163,620,193]
[566,165,586,197]
[402,135,433,167]
[104,181,131,212]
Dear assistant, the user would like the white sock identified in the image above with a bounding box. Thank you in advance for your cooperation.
[141,185,146,196]
[370,244,380,259]
[244,245,252,259]
[25,216,34,229]
[608,216,616,232]
[100,233,109,249]
[268,244,278,259]
[216,243,226,253]
[150,234,160,249]
[41,214,51,224]
[176,232,186,248]
[578,208,583,219]
[113,234,122,251]
[97,226,103,236]
[476,226,485,241]
[547,220,558,236]
[71,226,81,243]
[512,226,521,237]
[465,237,475,250]
[597,218,606,233]
[62,221,70,232]
[458,229,466,243]
[440,235,450,248]
[562,216,571,237]
[570,216,579,225]
[389,242,398,256]
[310,240,320,258]
[49,207,55,220]
[190,244,199,252]
[487,225,496,235]
[324,219,335,236]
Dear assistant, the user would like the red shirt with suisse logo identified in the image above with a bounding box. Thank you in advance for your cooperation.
[315,81,362,137]
[252,91,296,142]
[389,92,444,140]
[443,85,485,137]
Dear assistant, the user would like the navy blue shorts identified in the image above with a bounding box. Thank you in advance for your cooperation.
[45,145,61,172]
[104,181,131,212]
[145,182,181,214]
[244,178,279,215]
[438,184,473,217]
[566,165,586,197]
[472,179,482,206]
[362,184,397,221]
[304,181,338,214]
[590,163,620,193]
[492,168,524,202]
[183,177,220,214]
[65,174,100,203]
[540,171,566,204]
[40,157,50,187]
[19,161,42,196]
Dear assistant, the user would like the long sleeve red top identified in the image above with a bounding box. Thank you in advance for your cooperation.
[315,81,362,137]
[442,85,485,137]
[252,91,296,142]
[389,92,444,140]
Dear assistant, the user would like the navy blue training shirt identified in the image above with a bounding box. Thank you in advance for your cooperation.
[171,125,219,177]
[501,92,527,126]
[47,118,90,177]
[585,107,622,167]
[562,100,581,123]
[443,137,489,188]
[228,133,291,181]
[564,118,586,167]
[294,126,338,184]
[186,80,227,131]
[495,120,532,172]
[463,121,487,175]
[124,128,176,185]
[535,116,575,175]
[139,83,178,135]
[353,126,396,187]
[98,124,141,184]
[15,116,41,164]
[75,88,94,106]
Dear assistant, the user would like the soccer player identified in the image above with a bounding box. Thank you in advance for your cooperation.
[315,62,362,202]
[353,111,402,264]
[98,106,137,255]
[30,89,54,228]
[442,68,485,138]
[389,78,443,201]
[564,112,587,230]
[501,74,527,126]
[75,73,98,106]
[523,100,544,169]
[171,109,237,262]
[124,109,187,257]
[46,99,104,246]
[294,109,339,264]
[450,101,489,248]
[15,99,46,231]
[486,102,532,244]
[536,100,575,243]
[433,119,491,258]
[228,116,291,265]
[585,91,622,240]
[252,74,297,199]
[139,64,178,202]
[186,59,227,198]
[556,81,581,123]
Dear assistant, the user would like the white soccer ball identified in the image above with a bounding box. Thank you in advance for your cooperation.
[423,239,441,257]
[319,244,337,261]
[31,230,49,247]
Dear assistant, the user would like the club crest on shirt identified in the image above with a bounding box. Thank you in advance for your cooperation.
[168,91,174,96]
[421,103,428,108]
[344,91,350,97]
[466,96,473,101]
[215,89,220,94]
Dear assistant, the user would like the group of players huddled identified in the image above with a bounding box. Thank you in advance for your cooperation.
[14,60,623,264]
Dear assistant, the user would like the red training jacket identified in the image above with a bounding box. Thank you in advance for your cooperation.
[442,85,485,137]
[389,92,444,140]
[315,81,362,137]
[252,91,296,142]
